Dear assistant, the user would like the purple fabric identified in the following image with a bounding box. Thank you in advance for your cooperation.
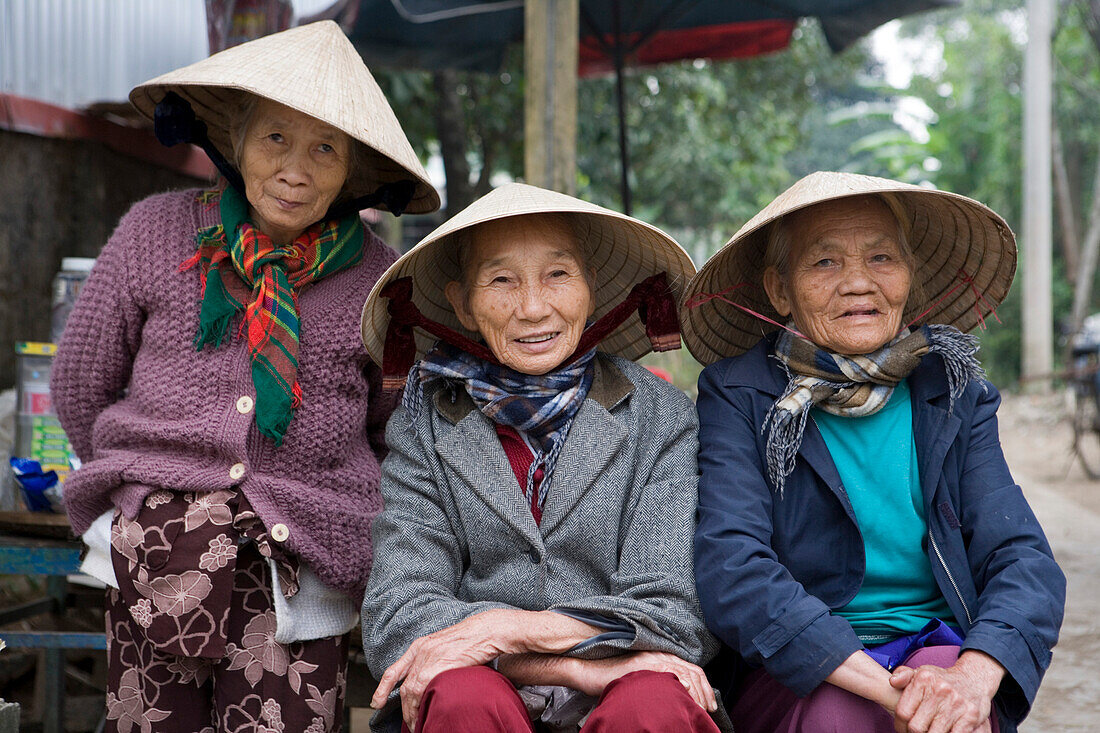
[51,189,399,597]
[731,646,1000,733]
[862,618,964,671]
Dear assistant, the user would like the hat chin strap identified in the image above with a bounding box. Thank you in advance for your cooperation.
[153,92,418,218]
[155,91,246,194]
[380,272,681,391]
[327,180,417,219]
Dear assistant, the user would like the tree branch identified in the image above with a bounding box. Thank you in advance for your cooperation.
[1083,0,1100,52]
[432,69,475,215]
[1068,0,1100,330]
[467,84,496,197]
[1053,125,1081,281]
[1070,152,1100,329]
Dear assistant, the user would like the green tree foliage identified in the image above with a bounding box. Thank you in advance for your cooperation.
[373,49,525,217]
[899,1,1030,385]
[906,3,1025,234]
[374,23,872,259]
[871,0,1100,386]
[1053,1,1100,241]
[576,23,870,262]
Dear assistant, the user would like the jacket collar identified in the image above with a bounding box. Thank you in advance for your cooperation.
[432,352,634,425]
[430,352,634,544]
[731,334,962,511]
[717,334,788,397]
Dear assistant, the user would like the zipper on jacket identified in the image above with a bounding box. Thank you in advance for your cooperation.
[928,528,973,625]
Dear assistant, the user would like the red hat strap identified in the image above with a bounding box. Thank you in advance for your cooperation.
[380,271,681,390]
[380,277,499,390]
[565,272,681,363]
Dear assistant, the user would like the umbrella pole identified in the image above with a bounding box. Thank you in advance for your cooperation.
[524,0,579,195]
[612,0,632,215]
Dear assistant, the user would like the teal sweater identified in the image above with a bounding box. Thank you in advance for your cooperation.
[814,380,954,643]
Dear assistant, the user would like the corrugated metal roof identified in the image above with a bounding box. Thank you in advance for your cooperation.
[1,0,209,110]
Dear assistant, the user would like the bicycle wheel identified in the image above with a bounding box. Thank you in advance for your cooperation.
[1071,381,1100,478]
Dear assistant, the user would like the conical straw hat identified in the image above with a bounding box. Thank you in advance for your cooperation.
[129,20,439,215]
[361,182,696,365]
[680,171,1017,365]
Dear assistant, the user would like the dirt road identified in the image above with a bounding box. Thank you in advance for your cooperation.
[996,393,1100,731]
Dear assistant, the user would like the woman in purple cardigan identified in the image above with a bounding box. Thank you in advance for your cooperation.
[50,22,438,732]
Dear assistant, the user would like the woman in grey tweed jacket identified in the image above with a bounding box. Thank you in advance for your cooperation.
[359,184,722,733]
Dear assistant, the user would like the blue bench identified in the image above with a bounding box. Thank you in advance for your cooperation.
[0,532,106,733]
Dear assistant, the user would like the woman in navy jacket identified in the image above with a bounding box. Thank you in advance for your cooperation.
[681,173,1064,733]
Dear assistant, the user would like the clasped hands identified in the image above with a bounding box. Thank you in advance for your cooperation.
[883,650,1004,733]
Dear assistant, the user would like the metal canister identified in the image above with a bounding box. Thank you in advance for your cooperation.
[49,256,96,344]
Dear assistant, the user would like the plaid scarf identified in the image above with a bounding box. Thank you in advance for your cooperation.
[183,186,364,445]
[403,341,597,509]
[763,324,986,495]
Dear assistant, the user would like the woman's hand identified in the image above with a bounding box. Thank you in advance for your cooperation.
[889,650,1004,733]
[825,650,903,713]
[371,610,516,729]
[371,609,601,731]
[568,651,718,713]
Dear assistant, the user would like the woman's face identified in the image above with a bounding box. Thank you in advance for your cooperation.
[763,197,912,355]
[239,98,351,245]
[444,216,595,375]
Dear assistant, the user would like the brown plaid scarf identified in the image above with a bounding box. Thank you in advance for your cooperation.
[763,324,986,495]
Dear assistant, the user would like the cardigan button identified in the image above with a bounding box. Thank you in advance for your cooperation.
[271,523,290,542]
[528,547,539,564]
[236,396,254,414]
[228,462,246,480]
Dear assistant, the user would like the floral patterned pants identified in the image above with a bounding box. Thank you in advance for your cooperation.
[103,490,349,732]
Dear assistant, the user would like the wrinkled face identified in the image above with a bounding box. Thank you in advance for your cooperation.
[239,98,351,245]
[444,215,595,375]
[763,197,912,355]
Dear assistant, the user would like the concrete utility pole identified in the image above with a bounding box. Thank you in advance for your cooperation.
[1022,0,1054,390]
[524,0,579,194]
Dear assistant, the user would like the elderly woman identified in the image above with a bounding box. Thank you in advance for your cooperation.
[49,22,437,731]
[359,183,722,733]
[681,172,1065,733]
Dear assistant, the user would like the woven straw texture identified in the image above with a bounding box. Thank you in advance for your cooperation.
[680,171,1017,365]
[129,20,439,214]
[361,182,696,364]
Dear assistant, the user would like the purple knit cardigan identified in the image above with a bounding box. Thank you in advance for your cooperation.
[51,189,399,598]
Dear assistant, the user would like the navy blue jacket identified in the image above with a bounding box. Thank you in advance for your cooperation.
[694,337,1065,730]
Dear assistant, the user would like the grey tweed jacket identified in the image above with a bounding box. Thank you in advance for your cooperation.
[362,354,718,685]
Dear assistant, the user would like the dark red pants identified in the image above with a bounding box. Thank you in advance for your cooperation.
[406,665,720,733]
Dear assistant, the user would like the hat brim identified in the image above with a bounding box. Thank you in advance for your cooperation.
[361,183,697,366]
[680,172,1017,364]
[128,21,440,215]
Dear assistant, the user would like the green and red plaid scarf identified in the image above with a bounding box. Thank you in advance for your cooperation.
[182,186,364,445]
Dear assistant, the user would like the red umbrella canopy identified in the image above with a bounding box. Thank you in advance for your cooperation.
[578,18,795,76]
[315,0,954,211]
[327,0,954,74]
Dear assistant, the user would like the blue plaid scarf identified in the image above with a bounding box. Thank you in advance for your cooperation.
[763,324,986,496]
[402,341,598,508]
